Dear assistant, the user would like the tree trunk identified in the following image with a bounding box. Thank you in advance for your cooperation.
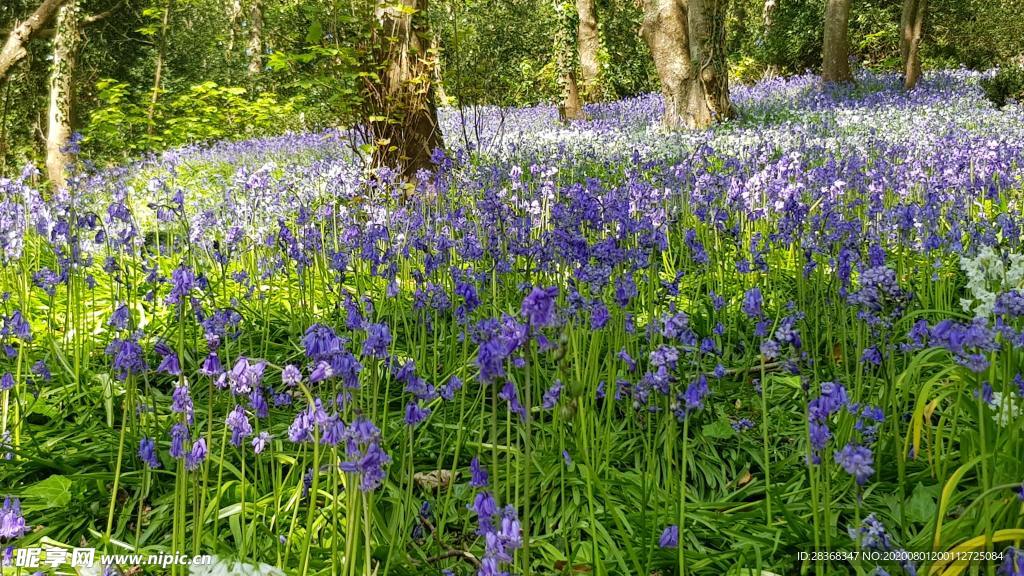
[45,0,79,188]
[763,0,778,77]
[686,0,731,128]
[822,0,852,83]
[430,35,450,106]
[576,0,602,100]
[641,0,731,129]
[900,0,926,90]
[0,0,68,82]
[146,0,173,136]
[641,0,691,129]
[246,0,263,76]
[227,0,242,53]
[559,70,584,121]
[369,0,443,180]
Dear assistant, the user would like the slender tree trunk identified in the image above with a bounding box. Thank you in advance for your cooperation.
[430,35,450,106]
[576,0,602,100]
[822,0,852,82]
[555,0,584,121]
[641,0,691,129]
[146,0,174,136]
[686,0,731,127]
[900,0,926,90]
[763,0,778,76]
[369,0,443,180]
[45,0,79,188]
[226,0,242,53]
[0,0,68,82]
[246,0,263,76]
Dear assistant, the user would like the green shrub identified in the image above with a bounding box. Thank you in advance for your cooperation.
[980,63,1024,108]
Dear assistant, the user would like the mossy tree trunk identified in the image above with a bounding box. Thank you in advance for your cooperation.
[45,0,79,188]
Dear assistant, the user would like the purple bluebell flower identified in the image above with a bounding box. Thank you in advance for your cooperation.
[169,423,190,459]
[200,352,223,377]
[185,438,207,471]
[138,437,160,468]
[404,402,431,427]
[0,373,12,391]
[282,364,302,387]
[835,443,874,485]
[252,431,272,454]
[520,285,559,327]
[658,524,679,549]
[542,381,562,409]
[226,406,253,447]
[0,497,28,539]
[362,323,392,359]
[470,456,488,488]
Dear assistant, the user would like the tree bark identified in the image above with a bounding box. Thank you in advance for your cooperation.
[641,0,691,129]
[763,0,778,76]
[686,0,731,127]
[641,0,731,129]
[559,70,584,121]
[46,0,79,188]
[900,0,926,90]
[822,0,852,83]
[0,0,68,82]
[246,0,263,76]
[576,0,602,100]
[369,0,443,180]
[146,0,174,136]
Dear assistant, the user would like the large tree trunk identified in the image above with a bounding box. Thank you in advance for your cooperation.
[686,0,731,127]
[246,0,263,77]
[641,0,731,130]
[900,0,926,90]
[370,0,443,180]
[576,0,602,100]
[822,0,852,83]
[45,0,79,188]
[641,0,691,129]
[0,0,68,82]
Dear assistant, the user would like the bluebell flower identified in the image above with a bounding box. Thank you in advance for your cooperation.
[835,443,874,485]
[520,285,559,327]
[658,524,679,549]
[0,497,28,539]
[138,437,160,468]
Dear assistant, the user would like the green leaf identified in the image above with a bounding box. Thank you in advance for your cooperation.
[701,418,735,440]
[23,475,75,509]
[305,21,323,44]
[907,482,938,524]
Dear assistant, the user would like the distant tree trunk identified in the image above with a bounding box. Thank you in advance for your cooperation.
[900,0,926,90]
[822,0,852,82]
[369,0,443,180]
[576,0,602,100]
[763,0,778,76]
[146,0,174,136]
[45,0,79,188]
[226,0,242,54]
[430,35,450,106]
[641,0,731,130]
[556,0,584,121]
[0,0,68,82]
[246,0,263,76]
